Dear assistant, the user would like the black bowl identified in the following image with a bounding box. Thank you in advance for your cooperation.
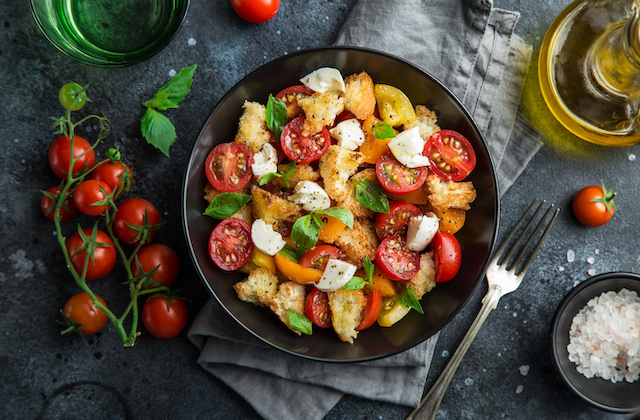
[182,46,499,362]
[550,272,640,413]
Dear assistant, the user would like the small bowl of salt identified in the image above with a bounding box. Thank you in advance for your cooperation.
[550,272,640,413]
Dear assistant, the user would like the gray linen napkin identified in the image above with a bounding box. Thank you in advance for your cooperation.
[188,0,542,419]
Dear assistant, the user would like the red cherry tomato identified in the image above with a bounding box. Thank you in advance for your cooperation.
[205,142,254,193]
[375,200,422,240]
[231,0,279,23]
[431,231,462,283]
[66,228,117,280]
[73,179,112,216]
[142,296,188,339]
[424,130,476,181]
[375,151,428,194]
[333,111,359,127]
[41,185,78,222]
[209,218,253,271]
[113,198,161,246]
[280,116,331,164]
[299,244,344,270]
[132,244,180,288]
[48,135,95,179]
[356,289,383,331]
[63,292,108,335]
[572,184,617,227]
[305,288,331,328]
[90,161,132,196]
[375,235,420,281]
[276,85,313,119]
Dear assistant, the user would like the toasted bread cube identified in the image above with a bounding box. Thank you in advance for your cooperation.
[233,267,279,307]
[328,288,366,344]
[319,145,364,203]
[235,101,273,153]
[410,252,436,299]
[267,281,307,335]
[334,218,379,266]
[343,72,376,120]
[425,173,476,211]
[298,91,345,135]
[341,168,377,218]
[272,163,320,188]
[403,105,441,140]
[251,186,304,226]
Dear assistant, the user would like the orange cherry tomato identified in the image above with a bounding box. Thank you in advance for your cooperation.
[274,253,322,285]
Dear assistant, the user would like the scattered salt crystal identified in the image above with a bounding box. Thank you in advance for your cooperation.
[588,269,596,276]
[519,365,530,376]
[464,378,474,386]
[168,69,177,77]
[567,250,575,263]
[187,37,196,46]
[629,153,637,161]
[515,385,524,394]
[441,350,449,358]
[587,256,595,264]
[558,266,565,272]
[595,249,600,255]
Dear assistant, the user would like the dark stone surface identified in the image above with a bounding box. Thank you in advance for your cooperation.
[0,0,635,419]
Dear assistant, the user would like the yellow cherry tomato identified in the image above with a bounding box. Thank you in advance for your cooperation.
[434,208,467,234]
[239,248,277,274]
[377,295,411,327]
[374,84,417,127]
[371,269,397,297]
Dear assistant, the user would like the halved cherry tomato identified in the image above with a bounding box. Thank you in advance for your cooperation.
[371,269,397,297]
[434,208,466,234]
[48,135,95,180]
[305,287,331,328]
[375,151,428,194]
[317,215,347,243]
[356,289,383,330]
[299,244,344,270]
[280,116,331,164]
[62,292,108,335]
[333,110,359,127]
[73,179,112,216]
[273,253,323,285]
[205,142,254,193]
[41,185,78,222]
[431,231,462,283]
[375,235,420,281]
[375,200,422,239]
[66,228,117,280]
[374,84,417,127]
[360,115,395,164]
[209,218,253,271]
[276,85,313,119]
[424,130,476,181]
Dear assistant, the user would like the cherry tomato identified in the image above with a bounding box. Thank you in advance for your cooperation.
[333,111,359,127]
[41,185,78,222]
[374,84,416,127]
[274,253,323,284]
[209,218,253,271]
[66,228,117,280]
[572,184,618,227]
[280,116,331,164]
[231,0,279,23]
[142,296,188,339]
[58,82,86,111]
[63,292,108,335]
[431,231,462,283]
[205,142,254,193]
[424,130,476,181]
[305,288,331,328]
[376,235,420,281]
[299,244,344,270]
[375,151,428,194]
[73,179,112,216]
[90,161,132,197]
[48,135,95,180]
[375,200,422,240]
[276,85,313,119]
[132,244,180,288]
[434,208,466,234]
[356,289,383,331]
[113,198,161,246]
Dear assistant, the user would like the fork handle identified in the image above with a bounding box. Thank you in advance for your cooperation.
[406,285,503,420]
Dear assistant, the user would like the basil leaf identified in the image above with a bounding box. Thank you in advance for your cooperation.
[342,276,367,290]
[317,207,354,229]
[287,310,313,335]
[400,287,424,314]
[280,161,296,187]
[363,256,375,283]
[291,215,319,256]
[353,179,390,214]
[266,94,288,139]
[203,192,252,220]
[372,121,396,139]
[143,64,197,111]
[140,108,176,157]
[278,244,299,262]
[258,172,282,186]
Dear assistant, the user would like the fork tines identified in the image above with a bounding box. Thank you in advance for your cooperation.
[494,199,560,276]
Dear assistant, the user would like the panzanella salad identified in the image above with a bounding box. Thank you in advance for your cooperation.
[202,67,477,343]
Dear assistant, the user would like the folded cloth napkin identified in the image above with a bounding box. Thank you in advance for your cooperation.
[188,0,543,419]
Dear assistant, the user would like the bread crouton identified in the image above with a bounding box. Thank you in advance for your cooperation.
[410,252,436,299]
[343,72,376,120]
[204,183,253,223]
[341,168,376,218]
[334,217,379,267]
[233,267,279,307]
[251,185,304,227]
[425,173,476,211]
[403,105,440,140]
[298,91,345,135]
[328,288,366,343]
[267,281,307,335]
[235,101,273,153]
[319,145,364,203]
[272,163,319,188]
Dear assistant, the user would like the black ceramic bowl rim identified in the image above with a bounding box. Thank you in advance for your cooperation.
[29,0,190,67]
[550,271,640,413]
[182,46,499,362]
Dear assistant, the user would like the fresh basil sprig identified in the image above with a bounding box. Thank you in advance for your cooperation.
[278,244,299,262]
[291,207,354,256]
[259,161,296,187]
[400,287,424,314]
[266,94,288,140]
[343,276,370,290]
[140,64,197,157]
[287,310,313,335]
[363,256,375,283]
[203,192,252,220]
[372,121,396,139]
[353,179,390,214]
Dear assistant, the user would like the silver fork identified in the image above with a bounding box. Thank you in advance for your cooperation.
[406,199,560,420]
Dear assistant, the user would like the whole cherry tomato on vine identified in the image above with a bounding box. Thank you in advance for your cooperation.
[572,182,618,227]
[231,0,279,23]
